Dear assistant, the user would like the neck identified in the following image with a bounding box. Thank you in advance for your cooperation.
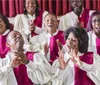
[28,12,35,16]
[50,30,57,35]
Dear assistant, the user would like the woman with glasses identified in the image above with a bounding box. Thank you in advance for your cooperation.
[87,11,100,55]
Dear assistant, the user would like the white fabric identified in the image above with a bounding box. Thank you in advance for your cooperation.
[14,11,48,51]
[14,11,48,36]
[27,53,51,84]
[29,30,59,61]
[0,51,51,85]
[0,52,18,85]
[28,51,100,85]
[58,9,94,31]
[88,31,97,53]
[50,52,100,85]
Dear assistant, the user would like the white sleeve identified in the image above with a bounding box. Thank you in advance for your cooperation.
[58,16,69,31]
[0,57,13,82]
[14,14,24,31]
[50,59,66,85]
[79,53,100,85]
[26,53,51,84]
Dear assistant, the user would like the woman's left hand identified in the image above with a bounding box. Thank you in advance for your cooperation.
[69,49,82,67]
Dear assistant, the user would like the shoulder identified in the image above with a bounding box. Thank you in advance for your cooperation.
[15,14,26,19]
[60,12,72,20]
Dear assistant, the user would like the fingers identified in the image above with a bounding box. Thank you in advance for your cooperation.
[11,57,21,68]
[65,58,70,66]
[56,39,62,50]
[14,51,25,59]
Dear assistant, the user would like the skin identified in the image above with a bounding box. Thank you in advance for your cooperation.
[43,14,59,55]
[25,0,36,16]
[7,31,29,68]
[69,0,83,16]
[92,14,100,38]
[44,14,58,35]
[58,32,82,70]
[25,0,36,33]
[0,17,6,35]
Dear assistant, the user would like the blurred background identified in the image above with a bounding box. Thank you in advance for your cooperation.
[0,0,100,17]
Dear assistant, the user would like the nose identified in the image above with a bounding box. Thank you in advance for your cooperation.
[68,39,73,45]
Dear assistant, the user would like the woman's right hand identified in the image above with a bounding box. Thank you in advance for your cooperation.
[58,47,70,70]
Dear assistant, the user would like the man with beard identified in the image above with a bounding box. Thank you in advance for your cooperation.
[58,0,94,31]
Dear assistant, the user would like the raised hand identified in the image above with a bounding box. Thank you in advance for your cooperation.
[14,51,29,65]
[58,47,70,70]
[43,42,49,56]
[69,49,82,67]
[56,39,62,50]
[10,57,21,68]
[29,20,36,32]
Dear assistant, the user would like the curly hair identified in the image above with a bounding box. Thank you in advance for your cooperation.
[24,0,39,17]
[0,14,10,29]
[64,27,88,53]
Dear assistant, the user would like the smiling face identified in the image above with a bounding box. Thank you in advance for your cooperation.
[92,14,100,37]
[0,17,6,34]
[66,32,79,52]
[44,14,58,34]
[25,0,36,15]
[7,31,24,52]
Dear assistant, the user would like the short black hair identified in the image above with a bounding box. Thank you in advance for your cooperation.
[64,27,88,53]
[0,14,10,29]
[24,0,40,17]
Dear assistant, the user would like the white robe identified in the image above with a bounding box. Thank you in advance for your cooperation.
[0,52,51,85]
[29,30,63,61]
[14,11,48,51]
[51,52,100,85]
[58,8,94,31]
[14,11,48,35]
[32,52,100,85]
[88,31,99,53]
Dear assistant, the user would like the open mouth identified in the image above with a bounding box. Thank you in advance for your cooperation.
[48,24,53,27]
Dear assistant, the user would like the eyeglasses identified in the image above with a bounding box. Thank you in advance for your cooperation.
[92,18,100,23]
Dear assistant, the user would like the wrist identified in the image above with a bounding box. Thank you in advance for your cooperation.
[23,58,29,65]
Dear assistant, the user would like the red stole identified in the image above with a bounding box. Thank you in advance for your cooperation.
[0,33,10,58]
[49,31,66,64]
[74,52,95,85]
[96,38,100,55]
[13,52,34,85]
[78,9,89,28]
[31,10,43,36]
